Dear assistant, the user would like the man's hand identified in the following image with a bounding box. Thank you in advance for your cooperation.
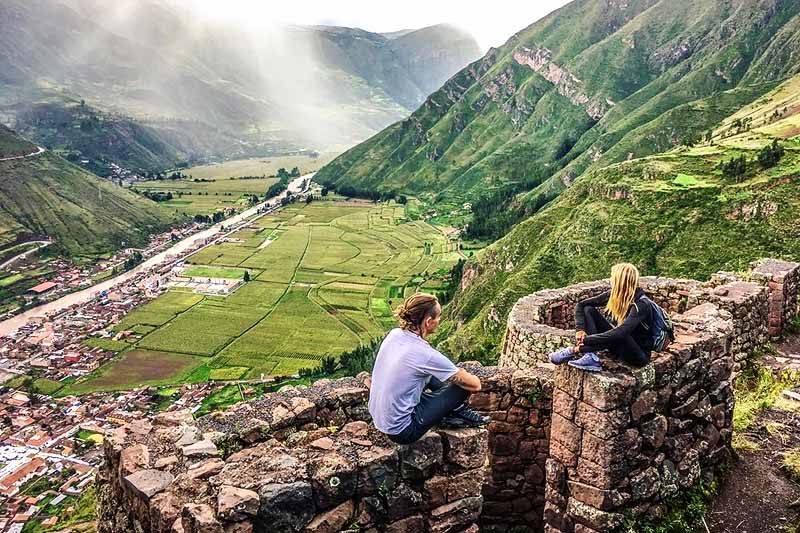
[576,330,586,345]
[447,369,482,392]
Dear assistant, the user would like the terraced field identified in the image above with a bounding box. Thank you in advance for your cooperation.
[69,198,463,391]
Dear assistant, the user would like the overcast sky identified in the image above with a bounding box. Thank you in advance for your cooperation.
[180,1,573,51]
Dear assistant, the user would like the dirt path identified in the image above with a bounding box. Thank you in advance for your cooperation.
[708,407,800,532]
[709,333,800,532]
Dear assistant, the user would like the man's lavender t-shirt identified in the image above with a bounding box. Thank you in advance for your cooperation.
[368,328,459,435]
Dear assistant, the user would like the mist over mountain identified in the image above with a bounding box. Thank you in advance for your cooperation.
[0,0,481,157]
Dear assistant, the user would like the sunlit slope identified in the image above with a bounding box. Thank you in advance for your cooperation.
[0,129,177,255]
[437,74,800,358]
[316,0,800,203]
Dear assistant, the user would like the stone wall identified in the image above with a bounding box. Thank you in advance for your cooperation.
[97,365,553,533]
[543,304,734,532]
[749,258,800,338]
[501,262,796,372]
[98,258,800,532]
[688,280,768,369]
[463,364,552,530]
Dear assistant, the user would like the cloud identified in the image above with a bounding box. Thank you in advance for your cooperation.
[175,0,572,51]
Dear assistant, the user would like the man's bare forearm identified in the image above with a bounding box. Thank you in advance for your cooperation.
[447,369,481,392]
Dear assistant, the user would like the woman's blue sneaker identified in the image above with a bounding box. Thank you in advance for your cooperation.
[568,352,602,372]
[549,347,577,365]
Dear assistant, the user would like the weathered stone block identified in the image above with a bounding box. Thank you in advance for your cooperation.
[398,431,442,482]
[309,451,357,509]
[258,481,314,531]
[427,496,483,533]
[356,445,398,497]
[439,428,488,470]
[124,469,173,500]
[567,497,624,531]
[182,504,222,533]
[217,486,258,522]
[305,500,354,533]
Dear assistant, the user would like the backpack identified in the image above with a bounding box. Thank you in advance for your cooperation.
[635,295,675,352]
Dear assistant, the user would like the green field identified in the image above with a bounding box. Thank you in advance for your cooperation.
[131,154,339,217]
[182,265,248,279]
[71,198,463,391]
[183,154,337,181]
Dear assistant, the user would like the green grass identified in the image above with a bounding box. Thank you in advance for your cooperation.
[182,265,248,279]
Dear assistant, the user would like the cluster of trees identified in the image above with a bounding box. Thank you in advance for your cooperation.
[193,211,226,224]
[298,339,381,378]
[140,190,173,202]
[266,177,289,199]
[123,250,143,271]
[275,167,301,179]
[144,171,187,181]
[466,177,556,240]
[719,155,749,181]
[719,140,785,181]
[757,139,785,169]
[325,184,400,202]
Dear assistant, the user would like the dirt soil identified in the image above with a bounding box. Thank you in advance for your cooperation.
[708,406,800,532]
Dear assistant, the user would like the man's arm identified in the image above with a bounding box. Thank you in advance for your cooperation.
[447,368,482,392]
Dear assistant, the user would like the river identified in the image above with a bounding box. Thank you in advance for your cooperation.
[0,173,312,337]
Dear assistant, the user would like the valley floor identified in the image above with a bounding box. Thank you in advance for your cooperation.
[65,197,463,393]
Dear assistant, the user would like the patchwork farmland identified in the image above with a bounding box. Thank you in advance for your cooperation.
[68,198,463,392]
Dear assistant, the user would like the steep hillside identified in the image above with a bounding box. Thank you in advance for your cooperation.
[12,100,185,175]
[0,0,481,152]
[0,129,178,255]
[437,74,800,357]
[316,0,800,211]
[0,124,37,158]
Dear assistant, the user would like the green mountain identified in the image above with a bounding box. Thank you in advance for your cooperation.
[12,100,186,176]
[437,74,800,357]
[316,0,800,210]
[0,127,178,256]
[0,0,481,153]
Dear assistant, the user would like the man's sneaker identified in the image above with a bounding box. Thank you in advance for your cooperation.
[440,415,470,429]
[568,352,602,372]
[453,404,491,427]
[549,346,577,365]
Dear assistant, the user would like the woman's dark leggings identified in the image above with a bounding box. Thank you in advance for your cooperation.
[579,307,650,367]
[387,377,469,445]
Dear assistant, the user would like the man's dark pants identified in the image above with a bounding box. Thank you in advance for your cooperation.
[387,377,468,445]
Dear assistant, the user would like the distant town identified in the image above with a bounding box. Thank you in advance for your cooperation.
[0,178,310,532]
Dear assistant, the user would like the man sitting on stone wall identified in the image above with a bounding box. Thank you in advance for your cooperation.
[368,293,490,445]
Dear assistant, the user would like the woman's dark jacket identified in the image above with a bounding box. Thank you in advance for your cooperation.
[574,288,653,349]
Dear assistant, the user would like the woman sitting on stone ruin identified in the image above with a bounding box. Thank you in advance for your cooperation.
[368,293,490,445]
[548,262,653,372]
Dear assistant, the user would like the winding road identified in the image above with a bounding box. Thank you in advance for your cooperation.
[0,173,312,337]
[0,146,46,162]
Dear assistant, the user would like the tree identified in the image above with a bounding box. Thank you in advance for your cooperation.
[757,139,785,170]
[397,195,408,205]
[243,271,251,282]
[306,195,313,204]
[321,187,329,197]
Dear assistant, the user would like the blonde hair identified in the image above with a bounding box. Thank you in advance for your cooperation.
[605,263,640,324]
[395,293,440,332]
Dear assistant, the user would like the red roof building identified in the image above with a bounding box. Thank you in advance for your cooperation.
[28,281,57,294]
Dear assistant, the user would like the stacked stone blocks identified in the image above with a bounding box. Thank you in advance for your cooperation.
[463,363,553,529]
[98,365,550,532]
[543,304,735,533]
